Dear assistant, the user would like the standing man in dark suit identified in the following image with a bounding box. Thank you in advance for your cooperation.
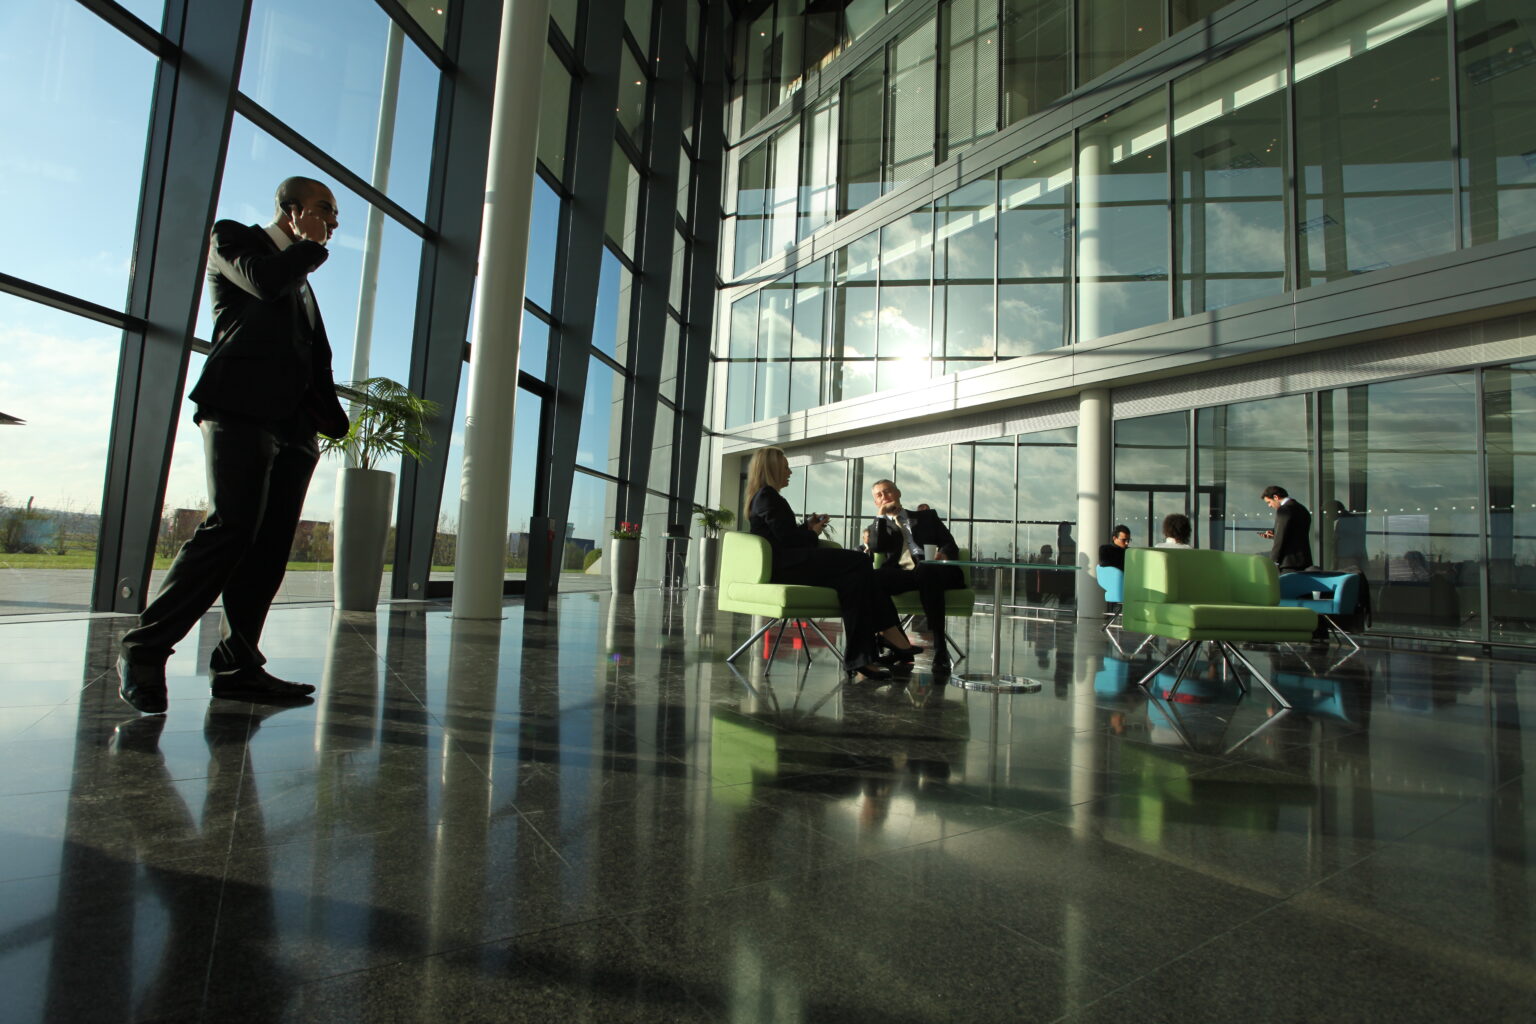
[862,479,966,673]
[118,177,351,714]
[1260,485,1314,572]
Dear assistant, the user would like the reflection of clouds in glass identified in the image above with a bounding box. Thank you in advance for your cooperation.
[877,290,930,359]
[1194,202,1286,272]
[895,445,948,509]
[1018,445,1075,522]
[971,444,1014,518]
[881,213,934,281]
[999,205,1068,280]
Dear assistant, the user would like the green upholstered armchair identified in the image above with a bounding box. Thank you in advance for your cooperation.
[1123,548,1318,709]
[718,531,846,670]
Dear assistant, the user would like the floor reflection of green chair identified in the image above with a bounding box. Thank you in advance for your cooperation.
[718,532,846,671]
[1123,548,1318,710]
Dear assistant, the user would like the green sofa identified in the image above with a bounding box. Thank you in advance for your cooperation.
[718,531,846,669]
[1123,548,1319,709]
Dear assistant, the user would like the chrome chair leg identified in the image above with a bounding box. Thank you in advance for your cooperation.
[727,618,779,663]
[1134,639,1197,692]
[794,619,815,665]
[1163,640,1205,700]
[802,618,847,668]
[1221,642,1292,710]
[765,620,789,669]
[1323,615,1361,651]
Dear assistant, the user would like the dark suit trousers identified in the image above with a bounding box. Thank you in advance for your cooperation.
[875,562,965,643]
[771,547,897,671]
[122,417,318,673]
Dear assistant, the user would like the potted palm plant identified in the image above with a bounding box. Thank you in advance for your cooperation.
[693,503,735,589]
[322,377,439,611]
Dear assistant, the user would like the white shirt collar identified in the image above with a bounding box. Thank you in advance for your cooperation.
[264,222,294,252]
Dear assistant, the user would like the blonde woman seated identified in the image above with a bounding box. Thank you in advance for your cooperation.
[745,447,919,680]
[1158,512,1193,549]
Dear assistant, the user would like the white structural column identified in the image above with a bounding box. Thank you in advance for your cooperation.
[1076,138,1103,343]
[452,0,550,619]
[1075,388,1112,618]
[346,19,405,436]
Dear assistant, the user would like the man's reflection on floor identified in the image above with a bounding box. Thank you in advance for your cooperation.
[46,694,305,1021]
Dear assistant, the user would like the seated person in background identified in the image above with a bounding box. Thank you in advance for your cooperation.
[860,478,965,673]
[747,447,917,680]
[1158,513,1193,549]
[1098,524,1131,570]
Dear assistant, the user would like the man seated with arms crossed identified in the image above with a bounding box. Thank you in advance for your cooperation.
[861,479,966,673]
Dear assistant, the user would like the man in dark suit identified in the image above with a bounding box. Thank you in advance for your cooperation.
[1098,524,1131,570]
[862,479,966,673]
[118,177,351,714]
[1260,485,1314,572]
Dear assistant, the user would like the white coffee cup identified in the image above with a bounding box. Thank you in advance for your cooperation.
[923,544,938,560]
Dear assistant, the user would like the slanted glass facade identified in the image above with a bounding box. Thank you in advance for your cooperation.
[0,0,723,615]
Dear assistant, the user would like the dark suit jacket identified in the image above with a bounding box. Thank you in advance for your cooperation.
[1271,499,1314,570]
[1098,543,1125,571]
[749,486,821,573]
[865,507,959,567]
[189,221,350,439]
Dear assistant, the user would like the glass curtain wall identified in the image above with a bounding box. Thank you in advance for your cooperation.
[1077,93,1169,343]
[723,0,1533,421]
[1320,373,1482,639]
[0,3,157,613]
[1172,31,1290,315]
[1457,0,1536,246]
[1486,361,1536,643]
[1293,0,1456,285]
[998,140,1073,358]
[1114,412,1190,548]
[1197,395,1314,554]
[788,426,1077,610]
[940,0,1000,161]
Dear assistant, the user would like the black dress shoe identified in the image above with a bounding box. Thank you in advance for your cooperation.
[210,667,316,701]
[118,656,169,715]
[849,663,891,681]
[878,641,925,664]
[931,653,953,675]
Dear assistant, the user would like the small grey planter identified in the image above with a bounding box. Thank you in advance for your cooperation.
[698,536,721,589]
[609,538,640,594]
[333,467,394,611]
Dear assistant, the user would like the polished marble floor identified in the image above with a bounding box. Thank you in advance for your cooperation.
[1,590,1533,1023]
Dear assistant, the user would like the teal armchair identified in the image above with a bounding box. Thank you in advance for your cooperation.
[1123,548,1318,709]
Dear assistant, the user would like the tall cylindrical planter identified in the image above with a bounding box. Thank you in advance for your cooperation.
[609,537,640,594]
[334,467,396,611]
[698,535,721,589]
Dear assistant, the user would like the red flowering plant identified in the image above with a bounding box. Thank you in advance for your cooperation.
[610,521,643,540]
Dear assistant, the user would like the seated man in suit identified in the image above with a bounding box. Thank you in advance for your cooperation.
[1098,524,1131,570]
[861,479,966,673]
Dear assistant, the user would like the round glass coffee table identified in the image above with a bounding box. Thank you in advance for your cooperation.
[941,559,1079,692]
